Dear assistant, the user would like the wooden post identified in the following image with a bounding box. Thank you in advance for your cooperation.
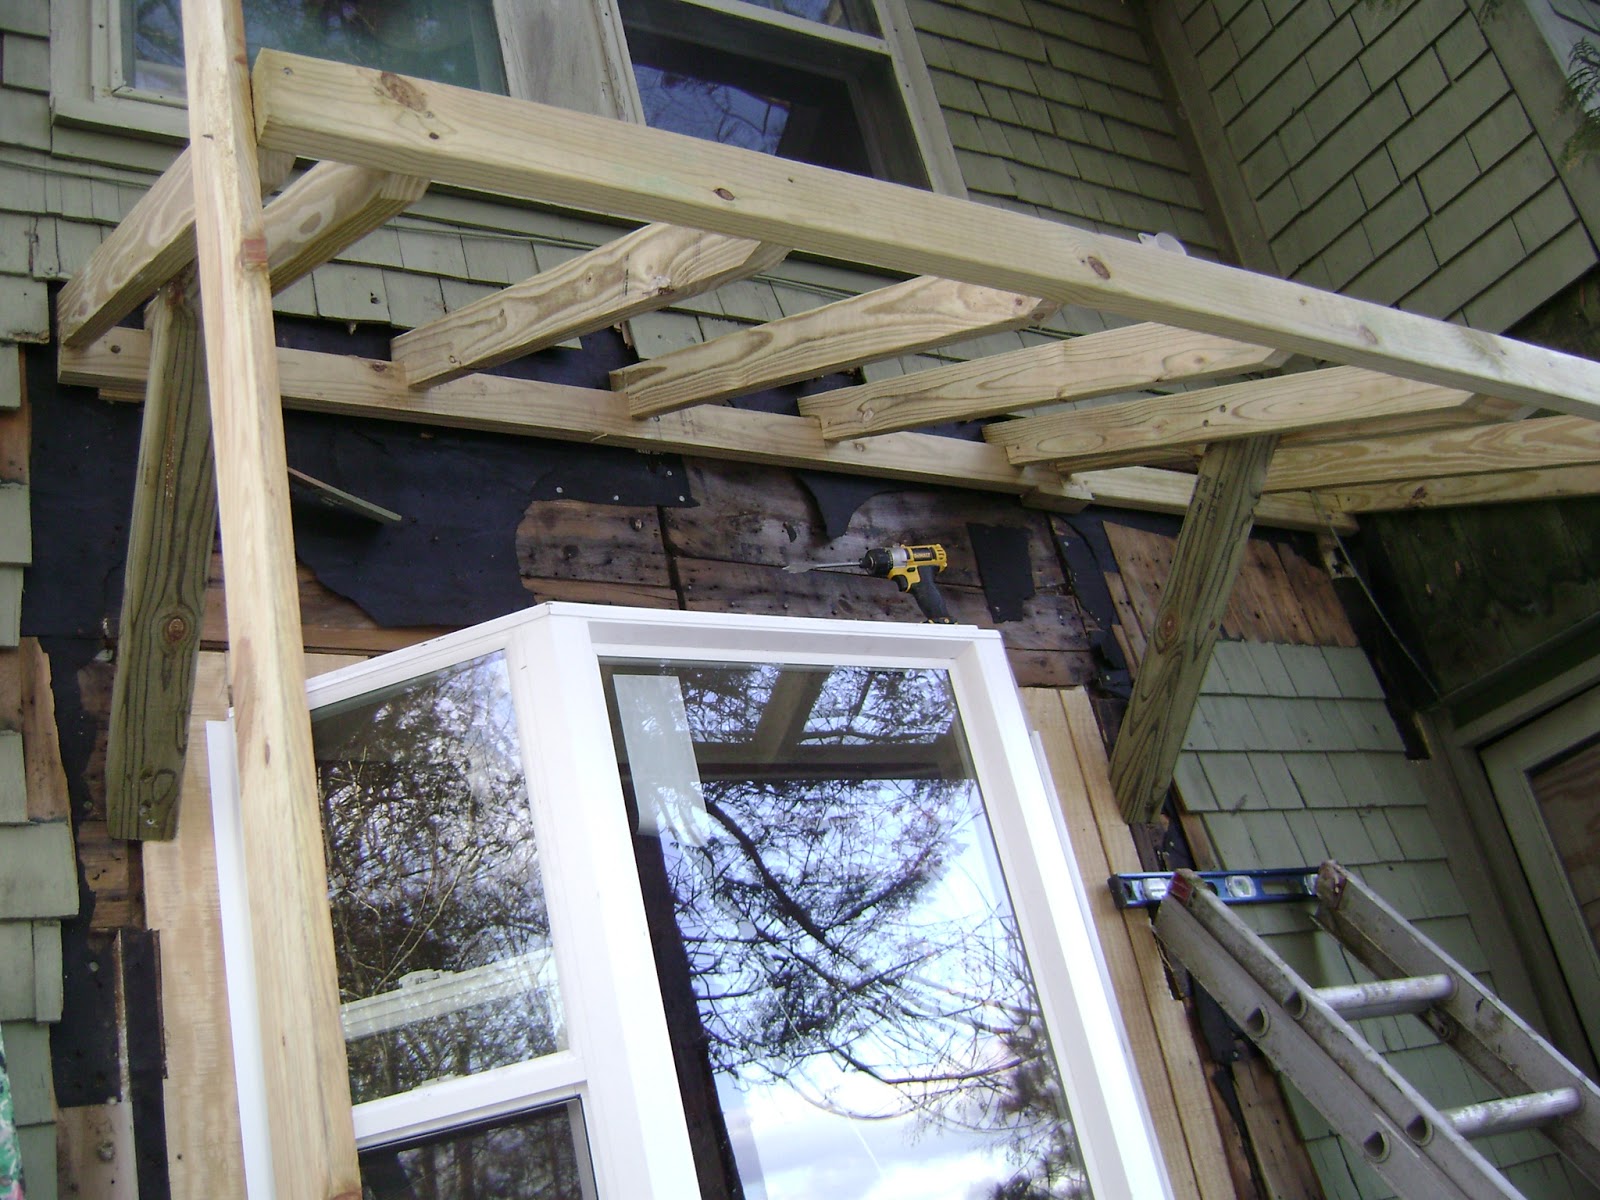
[106,278,216,841]
[1109,435,1279,823]
[180,1,361,1196]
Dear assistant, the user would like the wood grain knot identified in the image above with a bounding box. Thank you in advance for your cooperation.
[378,71,427,112]
[1157,611,1179,641]
[1086,256,1110,279]
[714,187,736,201]
[163,615,190,645]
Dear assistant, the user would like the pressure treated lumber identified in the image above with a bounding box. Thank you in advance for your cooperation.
[106,280,216,842]
[262,162,429,292]
[1109,436,1279,823]
[800,323,1283,439]
[62,327,1351,530]
[1263,413,1600,493]
[1022,689,1208,1200]
[182,1,361,1196]
[988,367,1486,468]
[393,224,789,388]
[1045,466,1354,533]
[612,276,1058,416]
[58,155,417,348]
[57,150,198,349]
[251,51,1600,418]
[1324,463,1600,512]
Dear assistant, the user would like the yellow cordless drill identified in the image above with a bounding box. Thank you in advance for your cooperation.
[785,543,954,623]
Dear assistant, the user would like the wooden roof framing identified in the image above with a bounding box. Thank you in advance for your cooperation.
[51,32,1600,1193]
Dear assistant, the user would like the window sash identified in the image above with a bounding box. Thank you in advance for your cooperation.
[215,604,1167,1197]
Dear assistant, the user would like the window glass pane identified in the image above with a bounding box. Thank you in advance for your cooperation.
[730,0,880,35]
[314,653,564,1105]
[624,27,877,176]
[359,1099,596,1200]
[123,0,507,97]
[604,661,1094,1200]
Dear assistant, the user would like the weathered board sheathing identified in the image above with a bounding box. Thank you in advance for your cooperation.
[1161,0,1596,328]
[1177,642,1585,1199]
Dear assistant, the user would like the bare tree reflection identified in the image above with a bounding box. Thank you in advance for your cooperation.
[615,664,1093,1198]
[313,654,562,1104]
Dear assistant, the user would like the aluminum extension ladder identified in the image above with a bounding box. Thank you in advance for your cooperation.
[1155,861,1600,1200]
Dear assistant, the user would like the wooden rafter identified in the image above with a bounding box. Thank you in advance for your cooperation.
[1109,436,1280,823]
[105,279,215,842]
[61,327,1354,532]
[612,276,1058,417]
[393,224,790,388]
[250,50,1600,416]
[58,155,420,349]
[262,161,430,292]
[182,1,360,1194]
[57,150,296,349]
[1263,413,1600,492]
[1324,464,1600,512]
[798,324,1284,439]
[986,367,1493,469]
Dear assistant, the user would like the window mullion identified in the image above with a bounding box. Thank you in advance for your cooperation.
[509,613,699,1197]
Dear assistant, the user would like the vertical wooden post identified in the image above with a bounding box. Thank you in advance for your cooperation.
[106,277,216,841]
[1109,435,1279,824]
[180,2,361,1196]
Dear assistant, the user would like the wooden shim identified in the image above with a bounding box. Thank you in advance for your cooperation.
[57,150,197,349]
[393,224,789,388]
[1322,462,1600,512]
[106,280,216,842]
[57,151,296,350]
[1263,414,1600,493]
[988,367,1484,468]
[613,276,1058,416]
[62,329,1355,532]
[263,161,429,294]
[1057,687,1240,1199]
[1109,437,1279,823]
[800,324,1283,439]
[183,1,360,1195]
[250,51,1600,417]
[19,640,70,822]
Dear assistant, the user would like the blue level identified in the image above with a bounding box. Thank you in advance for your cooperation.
[1110,867,1319,909]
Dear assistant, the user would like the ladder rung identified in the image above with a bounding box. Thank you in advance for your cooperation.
[1424,1089,1582,1142]
[1311,974,1456,1021]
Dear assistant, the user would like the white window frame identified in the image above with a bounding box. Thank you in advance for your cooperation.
[51,0,965,194]
[214,602,1167,1198]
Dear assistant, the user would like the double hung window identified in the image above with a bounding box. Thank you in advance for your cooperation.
[56,0,961,191]
[214,605,1168,1197]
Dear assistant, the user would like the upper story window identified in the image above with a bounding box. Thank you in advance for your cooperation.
[52,0,963,192]
[121,0,507,99]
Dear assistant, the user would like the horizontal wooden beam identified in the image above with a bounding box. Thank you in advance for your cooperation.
[987,367,1489,468]
[251,51,1600,418]
[393,224,789,388]
[58,155,417,348]
[612,276,1058,417]
[60,327,1354,530]
[1321,463,1600,512]
[1264,414,1600,492]
[799,324,1283,439]
[263,161,429,292]
[1052,466,1354,533]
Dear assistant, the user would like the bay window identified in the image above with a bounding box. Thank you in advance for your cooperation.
[212,605,1165,1197]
